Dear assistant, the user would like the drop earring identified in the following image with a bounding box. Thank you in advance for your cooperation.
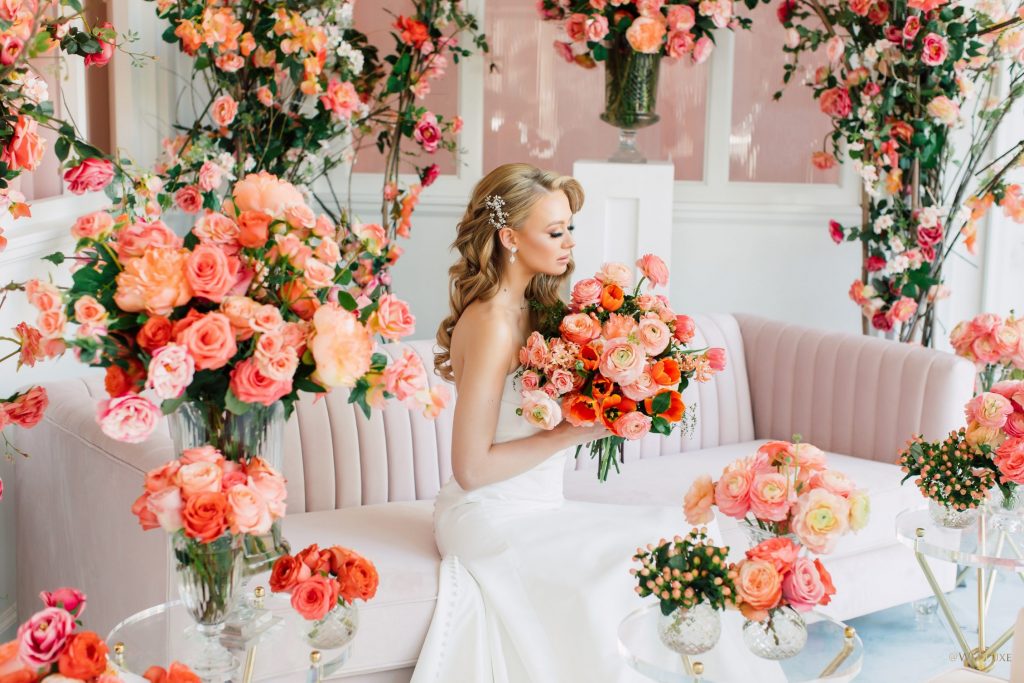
[509,246,517,264]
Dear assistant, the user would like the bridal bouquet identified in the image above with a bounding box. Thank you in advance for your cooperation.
[950,313,1024,392]
[683,441,870,553]
[516,254,726,481]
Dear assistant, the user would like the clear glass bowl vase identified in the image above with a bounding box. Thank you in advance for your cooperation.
[656,603,721,655]
[302,602,360,651]
[927,499,980,529]
[742,606,808,660]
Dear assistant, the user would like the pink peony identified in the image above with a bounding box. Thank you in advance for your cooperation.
[17,607,75,668]
[63,158,114,195]
[96,394,160,443]
[146,344,195,400]
[521,389,562,430]
[233,171,304,216]
[782,557,827,611]
[599,339,646,385]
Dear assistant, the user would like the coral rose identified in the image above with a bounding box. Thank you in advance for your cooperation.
[237,210,271,248]
[182,492,229,543]
[746,537,800,573]
[64,158,114,195]
[57,631,108,680]
[291,575,339,621]
[175,186,203,214]
[736,559,782,621]
[819,87,852,118]
[114,248,193,316]
[994,437,1024,485]
[211,94,238,127]
[71,211,114,240]
[337,551,379,603]
[186,244,241,303]
[310,304,374,388]
[270,555,312,593]
[230,358,293,406]
[369,294,416,341]
[4,386,48,428]
[683,474,715,524]
[3,115,44,171]
[178,312,237,371]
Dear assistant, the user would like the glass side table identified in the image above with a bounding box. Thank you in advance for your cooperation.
[895,506,1024,673]
[106,588,353,683]
[617,604,863,683]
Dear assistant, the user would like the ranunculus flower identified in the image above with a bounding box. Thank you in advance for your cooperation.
[612,410,652,439]
[291,575,339,621]
[178,312,238,371]
[17,607,75,668]
[749,472,791,521]
[621,366,660,402]
[521,389,562,430]
[211,94,238,127]
[809,469,856,498]
[683,474,715,524]
[182,491,229,543]
[560,313,601,345]
[782,557,827,612]
[40,587,87,617]
[64,158,114,195]
[715,462,753,518]
[965,392,1013,429]
[746,537,800,573]
[96,394,160,443]
[637,317,671,355]
[735,559,782,621]
[847,489,870,531]
[596,261,633,289]
[232,171,304,216]
[636,254,668,289]
[626,15,667,53]
[571,278,603,309]
[114,248,193,316]
[146,344,195,400]
[369,294,416,341]
[230,358,293,406]
[310,304,374,388]
[791,488,851,553]
[3,115,44,172]
[600,340,646,385]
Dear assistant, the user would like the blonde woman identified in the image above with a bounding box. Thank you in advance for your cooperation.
[410,164,702,682]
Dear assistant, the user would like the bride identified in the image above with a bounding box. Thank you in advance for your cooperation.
[411,163,759,682]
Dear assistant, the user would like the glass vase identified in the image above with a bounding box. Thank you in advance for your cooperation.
[302,602,360,651]
[742,606,808,660]
[740,520,798,548]
[656,603,721,655]
[988,485,1024,533]
[172,532,243,679]
[599,35,661,164]
[927,499,980,529]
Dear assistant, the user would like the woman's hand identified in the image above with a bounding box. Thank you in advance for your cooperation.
[552,420,610,447]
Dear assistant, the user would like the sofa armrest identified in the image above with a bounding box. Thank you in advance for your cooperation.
[11,374,172,636]
[735,314,975,463]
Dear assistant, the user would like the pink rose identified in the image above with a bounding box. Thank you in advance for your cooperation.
[310,304,374,388]
[666,29,695,58]
[230,358,293,406]
[40,587,87,617]
[791,488,851,554]
[584,15,609,41]
[889,296,918,323]
[549,369,575,395]
[637,254,669,289]
[211,94,238,127]
[599,339,646,385]
[84,22,115,67]
[114,220,182,260]
[524,331,551,369]
[198,160,225,192]
[749,472,791,522]
[227,484,272,535]
[148,486,184,532]
[193,212,241,250]
[564,13,587,41]
[926,96,959,126]
[71,211,114,240]
[383,349,428,401]
[175,186,203,213]
[17,607,75,668]
[596,261,633,289]
[782,557,827,611]
[3,115,44,172]
[64,158,114,195]
[96,394,160,443]
[178,312,238,371]
[302,257,334,290]
[994,437,1024,485]
[521,370,541,391]
[715,462,753,518]
[921,32,949,66]
[691,36,713,64]
[560,313,601,345]
[571,278,604,309]
[414,111,442,154]
[370,294,416,341]
[674,315,696,343]
[146,344,195,399]
[819,87,852,118]
[248,464,287,517]
[233,171,305,216]
[667,5,696,29]
[683,474,715,525]
[621,366,660,401]
[965,392,1013,429]
[637,317,671,355]
[521,389,562,430]
[73,296,106,326]
[180,445,222,465]
[186,244,241,303]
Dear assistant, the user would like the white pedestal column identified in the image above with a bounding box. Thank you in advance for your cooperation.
[570,160,675,281]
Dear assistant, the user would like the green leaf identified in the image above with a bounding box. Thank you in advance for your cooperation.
[295,377,326,393]
[394,52,412,75]
[66,0,83,11]
[651,391,670,415]
[336,291,358,311]
[54,137,70,162]
[161,395,188,415]
[225,388,252,416]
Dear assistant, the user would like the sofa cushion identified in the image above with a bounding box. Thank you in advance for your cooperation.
[277,501,439,676]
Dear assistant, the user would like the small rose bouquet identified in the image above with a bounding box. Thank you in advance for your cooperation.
[516,254,726,481]
[0,587,199,683]
[270,543,379,622]
[683,440,870,554]
[734,537,836,624]
[631,527,738,617]
[950,314,1024,392]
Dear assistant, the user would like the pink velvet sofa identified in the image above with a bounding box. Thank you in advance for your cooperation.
[12,314,973,681]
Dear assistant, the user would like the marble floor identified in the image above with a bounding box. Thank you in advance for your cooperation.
[848,568,1021,681]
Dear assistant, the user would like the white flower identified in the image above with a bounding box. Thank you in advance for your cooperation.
[889,235,905,252]
[890,254,910,274]
[243,154,257,172]
[863,46,879,67]
[918,206,941,228]
[848,141,865,152]
[874,215,894,234]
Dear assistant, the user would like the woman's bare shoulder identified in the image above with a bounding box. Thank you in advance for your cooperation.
[450,301,519,379]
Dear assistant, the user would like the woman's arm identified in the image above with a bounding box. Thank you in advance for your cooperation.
[450,315,607,491]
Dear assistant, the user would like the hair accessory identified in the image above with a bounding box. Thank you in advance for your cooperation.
[484,194,508,231]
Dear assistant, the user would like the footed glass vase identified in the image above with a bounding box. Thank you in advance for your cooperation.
[600,35,661,164]
[988,485,1024,533]
[656,603,721,655]
[172,532,243,679]
[742,606,808,660]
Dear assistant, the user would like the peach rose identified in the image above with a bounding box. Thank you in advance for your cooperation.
[96,394,160,443]
[571,278,604,309]
[524,331,550,369]
[369,294,416,341]
[781,557,827,612]
[965,392,1013,429]
[315,236,341,265]
[625,15,667,53]
[114,248,193,316]
[791,488,850,554]
[227,484,272,535]
[819,87,852,118]
[285,204,316,231]
[281,280,319,320]
[3,115,44,171]
[560,313,601,345]
[596,261,634,289]
[248,465,287,518]
[683,474,715,524]
[749,472,791,522]
[926,95,959,126]
[310,304,374,388]
[736,559,782,621]
[186,244,241,303]
[175,186,203,214]
[230,358,293,406]
[193,212,240,251]
[182,492,229,543]
[667,5,696,30]
[183,445,221,465]
[637,254,669,289]
[146,344,195,400]
[178,461,223,497]
[232,171,304,216]
[336,549,380,603]
[599,340,646,385]
[237,210,271,248]
[637,317,671,356]
[73,295,107,325]
[521,389,562,430]
[548,369,576,395]
[114,220,183,260]
[746,537,800,573]
[71,211,114,240]
[220,296,260,341]
[211,94,238,127]
[291,575,338,621]
[147,487,183,533]
[178,312,237,370]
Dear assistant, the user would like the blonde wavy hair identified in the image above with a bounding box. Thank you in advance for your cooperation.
[434,163,584,382]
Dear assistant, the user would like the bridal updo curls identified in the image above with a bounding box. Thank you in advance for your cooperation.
[434,163,584,382]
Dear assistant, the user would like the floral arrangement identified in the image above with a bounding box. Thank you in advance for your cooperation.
[0,588,199,683]
[776,0,1024,343]
[899,428,997,512]
[631,527,738,616]
[269,543,378,621]
[950,313,1024,392]
[515,254,725,481]
[683,440,870,553]
[734,537,836,622]
[17,171,448,449]
[537,0,767,67]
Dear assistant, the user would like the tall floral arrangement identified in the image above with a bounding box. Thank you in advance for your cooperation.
[950,312,1024,392]
[775,0,1024,343]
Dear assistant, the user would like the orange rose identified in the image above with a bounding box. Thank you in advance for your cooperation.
[58,631,108,680]
[178,312,237,370]
[600,284,624,312]
[281,280,319,321]
[643,389,685,422]
[563,394,598,426]
[114,247,193,316]
[296,543,330,574]
[144,662,201,683]
[137,315,173,352]
[2,115,45,171]
[237,210,272,248]
[0,640,34,682]
[105,358,147,397]
[625,15,667,53]
[186,244,241,303]
[650,358,681,386]
[736,559,783,621]
[337,551,379,603]
[270,555,313,593]
[181,491,229,543]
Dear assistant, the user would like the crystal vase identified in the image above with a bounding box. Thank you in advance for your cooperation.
[172,532,243,679]
[740,520,798,547]
[742,606,808,660]
[600,35,661,164]
[302,603,360,651]
[927,499,980,530]
[656,603,721,655]
[988,485,1024,533]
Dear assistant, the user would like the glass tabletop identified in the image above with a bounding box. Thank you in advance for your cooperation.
[618,604,863,683]
[895,507,1024,571]
[106,593,352,682]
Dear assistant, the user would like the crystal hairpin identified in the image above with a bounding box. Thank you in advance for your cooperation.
[484,194,508,230]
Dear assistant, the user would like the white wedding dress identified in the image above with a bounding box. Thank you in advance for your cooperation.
[411,373,762,683]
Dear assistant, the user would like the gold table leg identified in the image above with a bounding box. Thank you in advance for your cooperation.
[819,626,857,677]
[307,650,322,683]
[915,528,978,669]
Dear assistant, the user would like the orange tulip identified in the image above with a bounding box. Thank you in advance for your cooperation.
[600,394,636,430]
[643,390,685,423]
[600,284,624,312]
[650,358,681,386]
[590,375,614,401]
